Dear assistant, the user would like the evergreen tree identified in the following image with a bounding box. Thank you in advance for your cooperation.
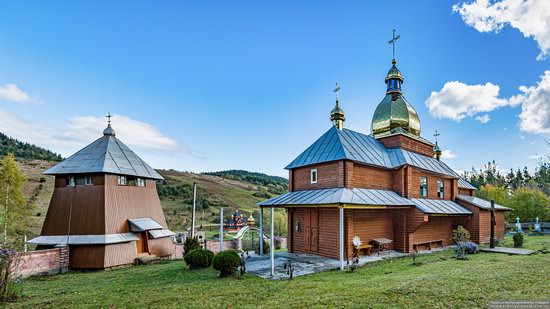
[0,154,30,247]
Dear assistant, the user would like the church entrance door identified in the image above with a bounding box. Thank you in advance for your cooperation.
[136,232,149,254]
[303,208,319,252]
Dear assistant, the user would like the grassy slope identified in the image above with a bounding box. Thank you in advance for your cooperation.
[157,170,270,232]
[14,236,550,308]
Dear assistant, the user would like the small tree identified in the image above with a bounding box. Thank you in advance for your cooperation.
[451,225,471,260]
[0,154,29,248]
[212,250,240,277]
[183,236,201,256]
[509,188,549,222]
[0,248,23,302]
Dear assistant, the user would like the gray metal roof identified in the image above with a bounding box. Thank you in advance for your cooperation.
[27,233,139,245]
[44,126,163,180]
[258,188,414,207]
[456,194,511,210]
[458,178,477,190]
[285,126,459,178]
[128,218,164,232]
[411,198,473,215]
[149,229,176,239]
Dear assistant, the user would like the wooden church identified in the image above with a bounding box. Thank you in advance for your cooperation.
[260,48,510,263]
[29,119,175,269]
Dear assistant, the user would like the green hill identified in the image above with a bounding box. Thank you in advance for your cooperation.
[0,132,62,162]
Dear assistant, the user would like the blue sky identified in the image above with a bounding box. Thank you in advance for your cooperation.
[0,0,548,177]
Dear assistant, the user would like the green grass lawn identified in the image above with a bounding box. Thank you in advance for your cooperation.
[12,236,550,308]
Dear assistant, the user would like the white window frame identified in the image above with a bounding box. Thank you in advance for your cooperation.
[67,176,76,187]
[437,179,444,198]
[310,169,318,184]
[137,178,145,187]
[420,176,428,197]
[85,174,93,186]
[117,175,127,186]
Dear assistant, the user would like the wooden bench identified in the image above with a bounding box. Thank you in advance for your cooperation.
[355,244,373,256]
[413,239,444,251]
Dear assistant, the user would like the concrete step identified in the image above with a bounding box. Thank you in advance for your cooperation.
[136,254,159,264]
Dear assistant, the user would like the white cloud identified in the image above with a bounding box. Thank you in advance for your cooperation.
[426,71,550,134]
[66,114,179,152]
[0,84,39,105]
[453,0,550,60]
[442,149,458,159]
[475,114,491,123]
[514,70,550,134]
[529,155,544,159]
[0,109,189,159]
[425,81,515,121]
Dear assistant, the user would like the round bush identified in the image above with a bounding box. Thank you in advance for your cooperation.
[212,250,241,277]
[184,237,201,256]
[513,233,524,248]
[184,249,214,269]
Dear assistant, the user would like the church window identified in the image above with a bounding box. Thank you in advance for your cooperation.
[67,176,76,187]
[420,176,428,197]
[437,180,444,198]
[85,174,93,185]
[137,178,145,187]
[310,169,318,184]
[295,220,301,232]
[117,175,127,186]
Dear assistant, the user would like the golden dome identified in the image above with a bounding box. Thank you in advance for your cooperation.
[371,60,421,138]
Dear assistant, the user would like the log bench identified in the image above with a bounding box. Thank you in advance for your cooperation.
[412,239,444,251]
[355,244,373,256]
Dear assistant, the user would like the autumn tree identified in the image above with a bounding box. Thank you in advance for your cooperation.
[508,187,550,222]
[0,154,29,248]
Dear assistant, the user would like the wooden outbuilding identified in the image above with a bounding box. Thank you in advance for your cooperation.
[259,55,510,272]
[29,122,175,269]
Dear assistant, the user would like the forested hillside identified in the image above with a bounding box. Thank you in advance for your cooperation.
[0,132,62,161]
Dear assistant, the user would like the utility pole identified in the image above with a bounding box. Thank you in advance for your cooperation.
[191,182,197,239]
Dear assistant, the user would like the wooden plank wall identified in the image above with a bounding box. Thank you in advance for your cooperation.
[291,161,344,191]
[103,175,168,234]
[149,237,175,257]
[347,209,394,258]
[41,178,106,235]
[377,134,434,157]
[104,242,138,268]
[70,246,105,269]
[410,168,453,200]
[458,188,475,196]
[458,200,506,243]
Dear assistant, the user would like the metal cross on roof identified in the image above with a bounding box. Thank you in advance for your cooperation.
[334,82,341,100]
[388,29,400,60]
[434,130,440,143]
[106,112,113,125]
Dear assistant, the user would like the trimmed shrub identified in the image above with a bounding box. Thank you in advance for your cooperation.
[463,242,478,254]
[513,233,524,248]
[213,250,241,277]
[184,249,214,269]
[184,237,201,256]
[255,240,270,255]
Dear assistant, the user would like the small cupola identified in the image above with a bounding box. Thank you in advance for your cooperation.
[103,113,116,136]
[330,83,345,130]
[385,59,404,93]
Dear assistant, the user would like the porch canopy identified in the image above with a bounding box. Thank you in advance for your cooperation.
[128,218,164,232]
[258,187,473,274]
[28,233,139,245]
[456,195,512,211]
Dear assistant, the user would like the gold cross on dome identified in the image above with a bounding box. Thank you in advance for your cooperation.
[388,29,401,60]
[334,83,341,100]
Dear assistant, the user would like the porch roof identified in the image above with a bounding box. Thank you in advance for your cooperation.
[28,233,139,245]
[128,218,164,232]
[411,198,472,215]
[258,188,414,207]
[456,194,511,211]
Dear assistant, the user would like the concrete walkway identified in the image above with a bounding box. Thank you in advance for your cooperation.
[480,247,534,255]
[245,250,407,280]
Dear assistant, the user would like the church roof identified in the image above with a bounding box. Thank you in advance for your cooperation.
[258,188,472,215]
[458,178,477,190]
[258,188,413,207]
[456,194,511,211]
[286,126,459,178]
[44,126,163,180]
